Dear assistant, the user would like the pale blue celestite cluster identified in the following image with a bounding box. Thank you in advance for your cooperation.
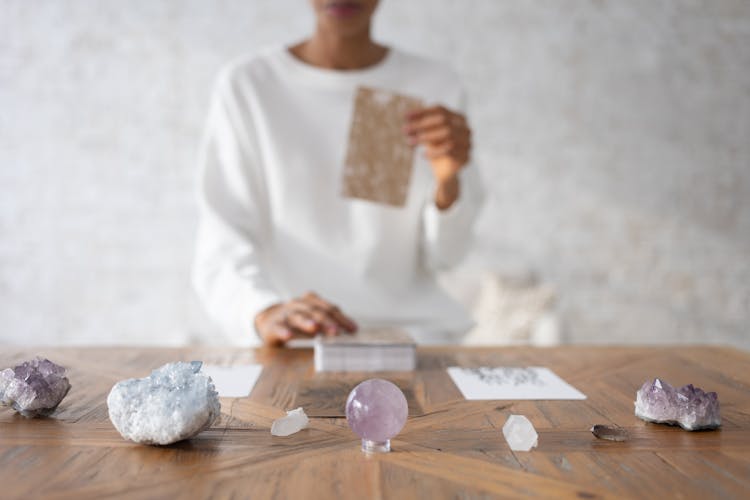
[107,361,221,445]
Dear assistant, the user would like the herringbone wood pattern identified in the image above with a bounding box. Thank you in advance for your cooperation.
[1,346,748,499]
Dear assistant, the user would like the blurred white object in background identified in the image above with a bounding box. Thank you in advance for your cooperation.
[465,272,560,346]
[440,266,561,346]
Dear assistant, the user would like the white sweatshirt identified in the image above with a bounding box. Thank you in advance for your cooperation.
[193,46,484,346]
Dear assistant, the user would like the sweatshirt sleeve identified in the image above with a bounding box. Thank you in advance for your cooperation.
[192,67,281,346]
[421,88,486,271]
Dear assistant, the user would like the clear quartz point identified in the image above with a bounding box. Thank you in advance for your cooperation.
[271,407,309,436]
[502,414,538,451]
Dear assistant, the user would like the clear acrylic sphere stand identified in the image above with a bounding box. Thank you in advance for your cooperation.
[361,439,391,453]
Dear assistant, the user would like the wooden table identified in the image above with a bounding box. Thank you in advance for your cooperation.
[1,346,748,499]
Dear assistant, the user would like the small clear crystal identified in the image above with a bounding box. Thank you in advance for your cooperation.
[502,414,538,451]
[271,407,309,436]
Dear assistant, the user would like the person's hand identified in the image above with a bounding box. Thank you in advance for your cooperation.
[254,291,358,346]
[404,105,472,209]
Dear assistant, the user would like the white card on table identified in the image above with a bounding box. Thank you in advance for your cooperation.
[201,364,263,398]
[447,367,586,400]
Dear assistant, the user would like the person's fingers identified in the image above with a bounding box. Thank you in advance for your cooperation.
[412,126,452,145]
[288,297,312,309]
[325,307,357,333]
[271,321,294,343]
[405,110,448,133]
[407,120,468,140]
[425,140,455,158]
[255,303,287,346]
[307,298,357,333]
[302,293,358,333]
[406,123,470,151]
[405,105,447,123]
[286,299,329,327]
[284,309,320,335]
[307,308,340,336]
[257,319,292,346]
[424,139,470,163]
[302,291,322,302]
[405,107,466,132]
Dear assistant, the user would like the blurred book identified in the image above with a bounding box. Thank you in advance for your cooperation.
[314,328,416,372]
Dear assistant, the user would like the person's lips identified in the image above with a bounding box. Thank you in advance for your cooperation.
[325,1,363,19]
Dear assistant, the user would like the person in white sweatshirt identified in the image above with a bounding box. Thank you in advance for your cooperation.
[193,0,485,347]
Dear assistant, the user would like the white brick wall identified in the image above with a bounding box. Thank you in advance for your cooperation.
[1,1,748,348]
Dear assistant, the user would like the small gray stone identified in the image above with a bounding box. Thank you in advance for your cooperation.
[107,361,220,445]
[591,424,629,442]
[0,357,71,418]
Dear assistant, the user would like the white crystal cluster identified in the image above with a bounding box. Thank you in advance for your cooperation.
[502,414,538,451]
[271,407,309,436]
[107,361,220,445]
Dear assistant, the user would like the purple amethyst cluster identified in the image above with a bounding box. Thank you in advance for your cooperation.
[0,358,71,418]
[634,378,720,431]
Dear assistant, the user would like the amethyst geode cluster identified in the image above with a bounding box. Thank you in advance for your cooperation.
[0,358,71,418]
[634,378,720,431]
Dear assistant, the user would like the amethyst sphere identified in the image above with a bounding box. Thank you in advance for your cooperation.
[346,379,408,453]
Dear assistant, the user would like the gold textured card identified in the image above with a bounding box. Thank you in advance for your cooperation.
[342,86,422,207]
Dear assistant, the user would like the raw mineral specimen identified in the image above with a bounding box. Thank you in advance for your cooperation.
[0,357,71,417]
[271,407,309,436]
[107,361,220,445]
[634,378,720,431]
[502,414,538,451]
